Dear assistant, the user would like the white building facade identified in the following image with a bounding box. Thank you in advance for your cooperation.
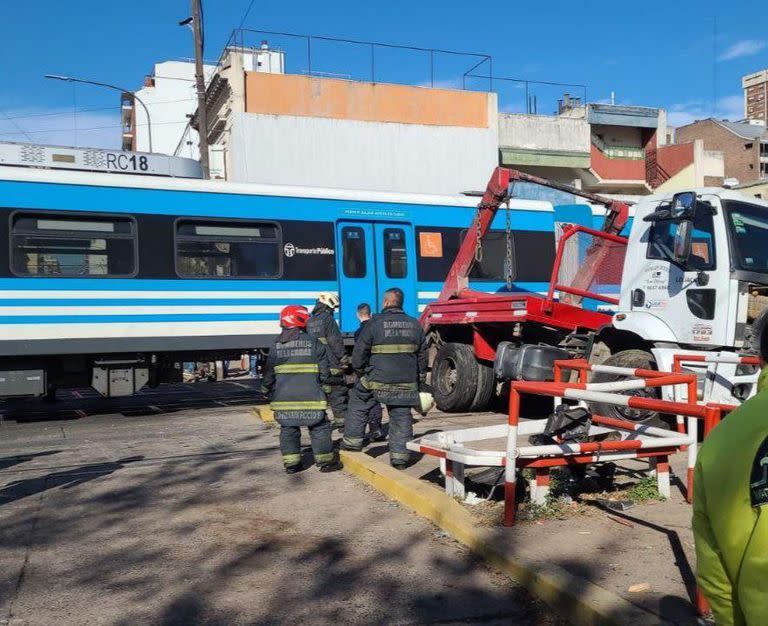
[122,60,214,155]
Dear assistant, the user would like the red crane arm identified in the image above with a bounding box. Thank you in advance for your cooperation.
[435,168,630,303]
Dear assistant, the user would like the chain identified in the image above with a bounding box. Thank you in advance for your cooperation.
[504,201,513,291]
[473,205,483,263]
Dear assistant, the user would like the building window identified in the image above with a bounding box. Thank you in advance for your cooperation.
[383,228,407,278]
[175,219,280,278]
[11,212,137,277]
[341,226,366,278]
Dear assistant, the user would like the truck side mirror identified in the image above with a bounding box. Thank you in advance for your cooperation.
[673,220,693,265]
[671,191,697,219]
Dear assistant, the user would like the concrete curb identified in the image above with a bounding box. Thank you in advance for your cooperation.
[252,406,275,423]
[340,450,667,626]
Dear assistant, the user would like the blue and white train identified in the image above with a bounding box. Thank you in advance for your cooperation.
[0,150,608,398]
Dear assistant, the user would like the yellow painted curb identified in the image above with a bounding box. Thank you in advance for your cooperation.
[340,450,666,626]
[252,406,275,423]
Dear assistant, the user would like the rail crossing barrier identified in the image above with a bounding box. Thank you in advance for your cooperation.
[407,358,749,526]
[408,355,759,616]
[671,352,760,433]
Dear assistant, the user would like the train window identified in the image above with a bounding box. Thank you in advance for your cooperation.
[342,226,366,278]
[383,228,407,278]
[11,213,136,277]
[459,229,517,282]
[175,219,280,278]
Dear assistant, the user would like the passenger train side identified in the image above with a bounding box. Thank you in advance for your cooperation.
[0,165,601,399]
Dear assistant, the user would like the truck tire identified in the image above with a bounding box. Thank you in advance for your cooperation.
[469,360,495,411]
[588,350,661,424]
[747,308,768,353]
[433,342,479,412]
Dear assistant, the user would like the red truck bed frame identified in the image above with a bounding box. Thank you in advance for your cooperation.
[420,167,630,359]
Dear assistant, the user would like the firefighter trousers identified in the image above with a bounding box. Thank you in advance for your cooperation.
[279,419,334,468]
[327,383,348,427]
[344,382,412,463]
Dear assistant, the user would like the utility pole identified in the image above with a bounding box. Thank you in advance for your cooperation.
[191,0,210,178]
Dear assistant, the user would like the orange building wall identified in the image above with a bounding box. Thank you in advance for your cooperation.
[244,72,490,128]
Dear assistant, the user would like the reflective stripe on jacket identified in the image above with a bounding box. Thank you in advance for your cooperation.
[693,372,768,626]
[351,306,427,406]
[260,328,330,423]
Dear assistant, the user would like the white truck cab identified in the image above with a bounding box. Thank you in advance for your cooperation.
[607,188,768,405]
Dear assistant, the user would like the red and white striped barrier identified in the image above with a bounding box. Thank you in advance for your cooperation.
[409,356,752,617]
[408,359,721,526]
[672,352,760,415]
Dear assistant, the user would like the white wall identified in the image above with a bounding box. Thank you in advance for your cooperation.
[133,61,215,155]
[226,111,499,195]
[498,113,589,153]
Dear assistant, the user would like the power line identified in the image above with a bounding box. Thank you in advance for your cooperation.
[0,97,199,122]
[0,118,192,137]
[0,106,34,141]
[238,0,257,29]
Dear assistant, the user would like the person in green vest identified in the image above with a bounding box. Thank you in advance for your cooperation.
[693,331,768,625]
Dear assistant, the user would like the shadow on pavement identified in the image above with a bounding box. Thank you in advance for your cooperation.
[0,450,61,471]
[0,457,144,507]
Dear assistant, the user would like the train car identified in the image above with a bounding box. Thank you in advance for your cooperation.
[0,158,583,400]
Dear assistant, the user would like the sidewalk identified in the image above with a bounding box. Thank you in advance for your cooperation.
[359,409,700,625]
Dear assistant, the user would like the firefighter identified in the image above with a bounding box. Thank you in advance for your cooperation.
[342,288,428,469]
[692,331,768,625]
[355,302,384,442]
[307,292,349,431]
[260,305,341,474]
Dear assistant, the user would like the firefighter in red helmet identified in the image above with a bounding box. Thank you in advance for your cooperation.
[260,305,341,473]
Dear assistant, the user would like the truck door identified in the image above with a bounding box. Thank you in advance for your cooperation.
[336,221,417,333]
[631,206,730,346]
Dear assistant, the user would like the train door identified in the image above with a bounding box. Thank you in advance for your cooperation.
[335,221,417,332]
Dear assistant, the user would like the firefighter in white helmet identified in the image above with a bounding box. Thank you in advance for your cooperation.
[307,292,349,431]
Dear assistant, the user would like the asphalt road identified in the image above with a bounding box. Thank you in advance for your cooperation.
[0,380,560,626]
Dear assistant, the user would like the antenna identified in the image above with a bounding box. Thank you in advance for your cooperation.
[712,15,718,118]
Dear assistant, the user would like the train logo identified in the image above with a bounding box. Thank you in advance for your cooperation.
[283,243,296,258]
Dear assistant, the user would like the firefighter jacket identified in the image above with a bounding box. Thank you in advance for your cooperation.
[692,367,768,626]
[260,328,330,426]
[351,305,428,406]
[307,304,347,381]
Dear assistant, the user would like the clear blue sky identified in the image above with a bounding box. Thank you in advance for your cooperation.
[1,0,766,148]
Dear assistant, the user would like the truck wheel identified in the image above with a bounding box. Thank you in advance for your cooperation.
[588,350,660,423]
[747,308,768,353]
[469,360,495,411]
[433,343,479,412]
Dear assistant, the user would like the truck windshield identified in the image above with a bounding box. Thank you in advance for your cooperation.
[724,200,768,272]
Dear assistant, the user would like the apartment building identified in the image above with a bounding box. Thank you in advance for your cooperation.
[676,118,768,185]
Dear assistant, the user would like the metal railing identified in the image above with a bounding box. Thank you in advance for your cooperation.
[216,29,588,116]
[221,28,491,88]
[463,73,587,114]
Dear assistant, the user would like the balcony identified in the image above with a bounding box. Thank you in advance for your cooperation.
[589,143,646,181]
